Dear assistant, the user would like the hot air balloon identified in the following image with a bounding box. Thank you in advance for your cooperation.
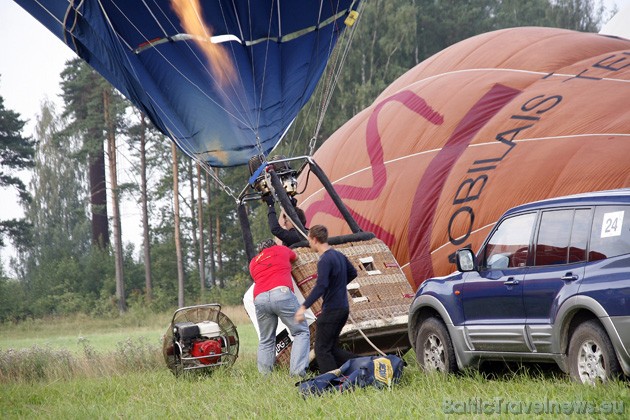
[14,0,362,167]
[17,0,396,369]
[297,26,630,291]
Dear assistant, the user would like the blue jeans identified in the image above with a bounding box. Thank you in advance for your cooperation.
[254,286,310,376]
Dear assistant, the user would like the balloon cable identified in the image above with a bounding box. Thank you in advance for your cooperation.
[309,2,364,156]
[347,313,387,357]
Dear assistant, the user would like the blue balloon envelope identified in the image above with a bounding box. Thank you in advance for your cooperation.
[16,0,361,167]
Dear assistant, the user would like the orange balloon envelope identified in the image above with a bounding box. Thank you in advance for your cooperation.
[298,27,630,291]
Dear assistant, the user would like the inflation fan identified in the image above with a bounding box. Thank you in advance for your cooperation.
[162,304,239,376]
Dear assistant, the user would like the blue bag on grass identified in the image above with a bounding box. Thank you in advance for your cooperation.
[298,354,405,396]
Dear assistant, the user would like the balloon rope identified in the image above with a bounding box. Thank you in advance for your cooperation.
[100,0,260,173]
[164,124,238,202]
[310,2,364,156]
[108,0,256,133]
[253,0,277,148]
[198,161,238,202]
[306,2,344,156]
[313,41,341,146]
[211,0,258,131]
[347,313,387,357]
[287,2,364,158]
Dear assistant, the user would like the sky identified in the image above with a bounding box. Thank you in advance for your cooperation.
[0,1,144,266]
[0,0,629,268]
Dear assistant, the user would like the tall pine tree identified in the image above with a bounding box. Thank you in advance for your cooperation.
[60,59,110,249]
[0,89,35,249]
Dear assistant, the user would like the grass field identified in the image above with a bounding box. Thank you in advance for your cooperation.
[1,307,628,419]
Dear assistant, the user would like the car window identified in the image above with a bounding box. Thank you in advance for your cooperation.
[589,205,630,261]
[533,209,590,266]
[483,213,536,269]
[534,210,573,266]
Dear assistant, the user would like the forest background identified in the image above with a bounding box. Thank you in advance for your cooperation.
[0,0,618,322]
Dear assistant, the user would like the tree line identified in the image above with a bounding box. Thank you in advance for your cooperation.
[0,0,611,322]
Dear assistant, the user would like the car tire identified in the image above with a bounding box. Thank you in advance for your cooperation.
[568,319,621,385]
[415,317,457,373]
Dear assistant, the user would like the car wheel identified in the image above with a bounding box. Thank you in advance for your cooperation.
[568,319,621,385]
[415,317,457,373]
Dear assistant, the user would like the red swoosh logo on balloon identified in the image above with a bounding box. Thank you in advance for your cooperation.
[408,83,521,289]
[305,90,444,246]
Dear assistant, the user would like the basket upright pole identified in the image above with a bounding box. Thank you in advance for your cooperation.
[307,158,362,234]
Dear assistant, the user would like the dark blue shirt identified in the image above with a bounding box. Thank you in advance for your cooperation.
[267,206,302,246]
[303,248,358,311]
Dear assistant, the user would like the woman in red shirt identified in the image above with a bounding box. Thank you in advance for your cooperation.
[250,239,310,377]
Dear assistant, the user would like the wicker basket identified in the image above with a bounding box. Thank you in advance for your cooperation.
[275,322,317,367]
[291,248,322,315]
[276,237,413,366]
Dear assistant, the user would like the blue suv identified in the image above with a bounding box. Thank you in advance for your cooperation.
[408,189,630,384]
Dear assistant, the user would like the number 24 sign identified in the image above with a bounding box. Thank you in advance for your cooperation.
[601,211,624,238]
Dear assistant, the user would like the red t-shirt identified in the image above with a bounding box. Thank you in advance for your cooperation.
[249,245,297,298]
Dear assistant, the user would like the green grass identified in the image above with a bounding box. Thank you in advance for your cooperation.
[2,359,628,419]
[0,329,162,354]
[0,306,252,354]
[0,309,628,419]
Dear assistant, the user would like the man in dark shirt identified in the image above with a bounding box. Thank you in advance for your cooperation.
[264,195,307,246]
[295,225,358,373]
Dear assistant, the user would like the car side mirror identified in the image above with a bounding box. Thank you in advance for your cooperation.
[456,249,476,272]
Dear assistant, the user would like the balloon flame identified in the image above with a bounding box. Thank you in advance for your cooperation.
[171,0,235,86]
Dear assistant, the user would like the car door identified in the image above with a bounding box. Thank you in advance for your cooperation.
[581,205,630,314]
[523,208,590,353]
[462,212,536,352]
